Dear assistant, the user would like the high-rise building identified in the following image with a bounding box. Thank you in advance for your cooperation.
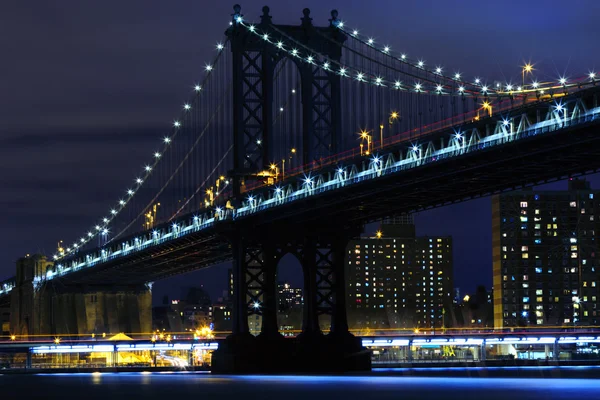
[277,282,303,312]
[492,179,600,328]
[346,219,453,330]
[276,282,303,333]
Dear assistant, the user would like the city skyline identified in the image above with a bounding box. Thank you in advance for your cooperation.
[2,0,600,301]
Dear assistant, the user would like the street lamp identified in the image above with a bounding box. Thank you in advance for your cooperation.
[359,130,372,155]
[482,101,492,117]
[522,63,533,87]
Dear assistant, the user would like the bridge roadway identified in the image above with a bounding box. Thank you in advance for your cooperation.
[35,86,600,287]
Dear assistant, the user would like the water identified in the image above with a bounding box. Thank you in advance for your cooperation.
[3,371,600,400]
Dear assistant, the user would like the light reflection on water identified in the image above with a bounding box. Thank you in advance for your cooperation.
[3,371,600,400]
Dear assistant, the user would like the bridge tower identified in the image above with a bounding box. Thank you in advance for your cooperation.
[212,5,370,373]
[227,4,346,197]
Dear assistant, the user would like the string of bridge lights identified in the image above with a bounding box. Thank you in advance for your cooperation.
[237,16,596,97]
[242,19,494,97]
[331,21,597,95]
[54,39,231,261]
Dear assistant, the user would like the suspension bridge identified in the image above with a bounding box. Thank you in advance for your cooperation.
[3,5,600,372]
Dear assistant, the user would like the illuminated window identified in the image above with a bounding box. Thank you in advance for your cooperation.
[520,202,528,208]
[522,253,529,259]
[523,297,529,303]
[570,201,577,207]
[521,246,528,252]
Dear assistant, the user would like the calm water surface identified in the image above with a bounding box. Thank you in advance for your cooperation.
[2,371,600,400]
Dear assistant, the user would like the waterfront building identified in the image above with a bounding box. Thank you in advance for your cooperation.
[492,179,600,328]
[346,217,453,330]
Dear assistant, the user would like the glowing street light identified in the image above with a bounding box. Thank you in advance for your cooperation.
[375,230,383,239]
[522,63,533,86]
[482,101,492,117]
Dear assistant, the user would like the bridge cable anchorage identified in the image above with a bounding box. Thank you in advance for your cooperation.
[54,35,232,261]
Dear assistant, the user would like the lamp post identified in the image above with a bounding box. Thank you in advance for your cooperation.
[522,63,533,87]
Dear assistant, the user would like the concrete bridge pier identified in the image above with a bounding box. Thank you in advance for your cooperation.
[10,254,151,338]
[211,225,371,374]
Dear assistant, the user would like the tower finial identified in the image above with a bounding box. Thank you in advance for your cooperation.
[301,8,312,27]
[329,9,339,27]
[232,4,243,25]
[261,6,272,24]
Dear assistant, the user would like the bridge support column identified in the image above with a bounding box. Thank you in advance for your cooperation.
[258,245,282,339]
[212,223,370,374]
[299,236,322,339]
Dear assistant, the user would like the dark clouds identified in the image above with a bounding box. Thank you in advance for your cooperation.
[1,0,599,300]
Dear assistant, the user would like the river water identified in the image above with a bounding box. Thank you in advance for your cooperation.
[2,371,600,399]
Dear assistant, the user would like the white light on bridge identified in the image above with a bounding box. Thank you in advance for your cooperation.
[216,43,224,50]
[454,73,461,80]
[194,85,202,92]
[559,77,567,85]
[352,30,358,36]
[435,67,442,74]
[367,38,374,45]
[262,33,269,41]
[173,121,181,127]
[205,64,213,72]
[400,54,406,60]
[183,104,191,110]
[276,41,283,48]
[119,200,125,205]
[154,152,161,159]
[127,189,134,196]
[383,46,390,53]
[532,81,539,88]
[136,178,143,184]
[145,165,152,172]
[417,60,424,68]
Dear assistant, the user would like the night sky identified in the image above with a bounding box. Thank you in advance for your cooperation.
[1,0,599,302]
